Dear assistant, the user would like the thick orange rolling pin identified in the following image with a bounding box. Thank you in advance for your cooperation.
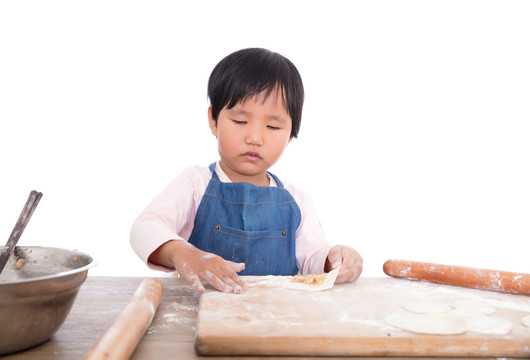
[84,278,164,360]
[383,259,530,296]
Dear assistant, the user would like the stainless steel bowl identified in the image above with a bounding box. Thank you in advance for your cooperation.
[0,246,95,355]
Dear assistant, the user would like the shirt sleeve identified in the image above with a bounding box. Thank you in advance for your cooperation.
[129,166,209,271]
[285,183,333,275]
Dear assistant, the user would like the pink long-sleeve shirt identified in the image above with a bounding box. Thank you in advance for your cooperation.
[130,162,332,275]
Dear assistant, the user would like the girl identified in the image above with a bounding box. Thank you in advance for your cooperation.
[131,48,362,293]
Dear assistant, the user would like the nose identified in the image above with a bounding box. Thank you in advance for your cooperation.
[245,124,264,146]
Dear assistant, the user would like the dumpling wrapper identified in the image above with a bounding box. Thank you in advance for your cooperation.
[522,314,530,328]
[385,311,467,335]
[404,301,451,314]
[453,299,496,314]
[466,316,512,334]
[284,266,341,291]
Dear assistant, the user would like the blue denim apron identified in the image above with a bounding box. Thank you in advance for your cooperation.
[188,163,301,275]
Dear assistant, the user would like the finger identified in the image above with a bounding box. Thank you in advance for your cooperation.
[226,260,246,272]
[177,263,206,292]
[341,249,356,268]
[336,253,363,283]
[347,250,363,279]
[230,273,248,291]
[334,249,353,282]
[203,270,234,293]
[223,261,249,289]
[189,274,205,293]
[220,263,249,291]
[215,270,245,294]
[351,255,363,280]
[327,246,344,269]
[335,261,354,283]
[194,255,248,292]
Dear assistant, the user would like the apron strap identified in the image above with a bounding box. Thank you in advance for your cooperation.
[208,162,220,181]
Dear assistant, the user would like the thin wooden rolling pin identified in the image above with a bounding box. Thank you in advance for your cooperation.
[383,259,530,296]
[84,278,164,360]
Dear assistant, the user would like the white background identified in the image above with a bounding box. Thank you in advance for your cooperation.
[1,1,529,279]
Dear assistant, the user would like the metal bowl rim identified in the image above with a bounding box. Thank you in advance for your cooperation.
[0,246,97,285]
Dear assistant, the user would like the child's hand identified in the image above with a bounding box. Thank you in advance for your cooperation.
[325,245,363,283]
[150,240,248,293]
[174,243,248,293]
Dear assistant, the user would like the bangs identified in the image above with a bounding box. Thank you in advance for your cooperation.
[227,83,288,113]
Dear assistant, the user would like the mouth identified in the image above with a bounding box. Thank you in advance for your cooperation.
[243,151,261,161]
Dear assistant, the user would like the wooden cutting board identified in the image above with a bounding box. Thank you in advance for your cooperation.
[195,277,530,357]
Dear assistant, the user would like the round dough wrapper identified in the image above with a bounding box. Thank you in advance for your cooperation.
[385,311,467,335]
[466,316,512,334]
[403,301,450,314]
[522,315,530,328]
[447,308,485,319]
[453,300,495,314]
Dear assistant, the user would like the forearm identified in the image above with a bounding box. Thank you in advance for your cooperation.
[148,239,189,270]
[130,170,203,269]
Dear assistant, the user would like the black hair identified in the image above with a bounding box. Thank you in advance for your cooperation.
[208,48,304,138]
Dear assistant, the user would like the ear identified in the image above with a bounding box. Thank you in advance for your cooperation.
[208,106,218,137]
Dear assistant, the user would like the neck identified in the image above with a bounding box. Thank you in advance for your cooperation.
[218,161,270,186]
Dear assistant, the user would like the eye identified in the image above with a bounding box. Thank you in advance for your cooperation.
[232,120,247,125]
[267,125,281,130]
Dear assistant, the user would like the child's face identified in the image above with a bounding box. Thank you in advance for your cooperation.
[208,89,292,185]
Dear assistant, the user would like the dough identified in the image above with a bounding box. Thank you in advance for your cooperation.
[284,266,341,292]
[453,300,495,314]
[447,308,485,318]
[466,316,512,334]
[385,311,467,335]
[403,301,451,314]
[521,315,530,328]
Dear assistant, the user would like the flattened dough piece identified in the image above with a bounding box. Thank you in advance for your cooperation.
[522,315,530,328]
[284,266,341,291]
[404,301,450,314]
[453,300,495,314]
[385,311,467,335]
[466,316,512,334]
[447,308,485,318]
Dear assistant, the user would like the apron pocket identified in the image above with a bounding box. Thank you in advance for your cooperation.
[209,224,291,276]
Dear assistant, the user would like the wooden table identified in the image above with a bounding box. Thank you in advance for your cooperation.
[0,276,523,359]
